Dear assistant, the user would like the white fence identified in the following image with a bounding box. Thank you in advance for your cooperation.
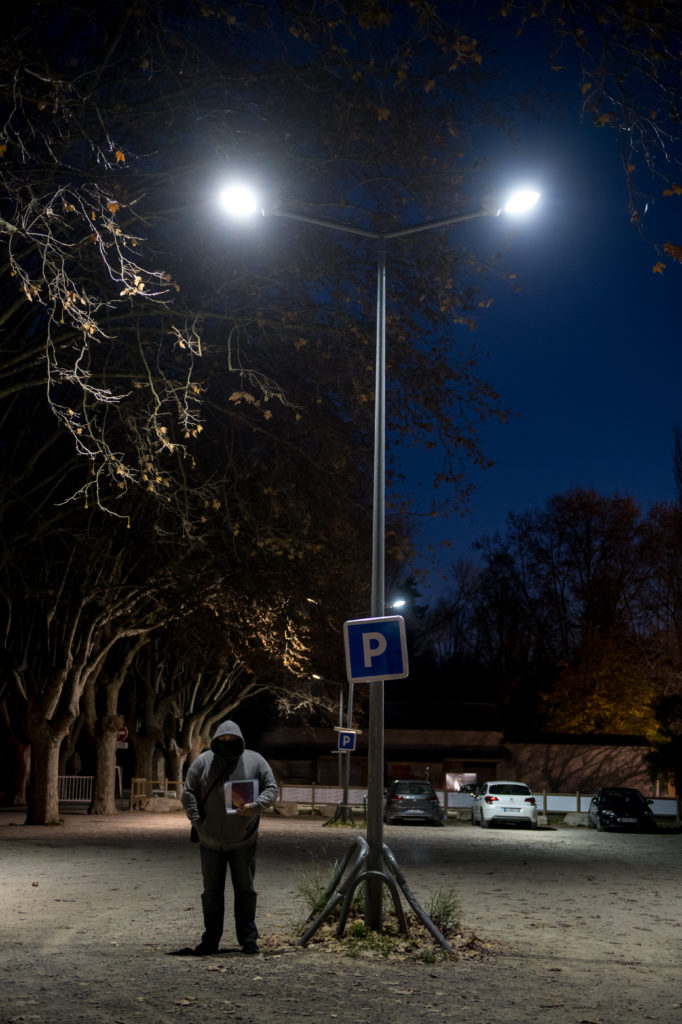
[58,776,93,802]
[278,785,368,810]
[277,785,678,819]
[57,770,123,803]
[529,792,677,817]
[55,777,677,818]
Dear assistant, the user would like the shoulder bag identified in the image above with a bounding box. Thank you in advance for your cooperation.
[189,760,230,842]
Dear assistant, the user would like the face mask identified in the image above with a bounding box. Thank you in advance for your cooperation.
[215,739,239,756]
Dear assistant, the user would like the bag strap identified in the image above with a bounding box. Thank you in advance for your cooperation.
[197,758,232,813]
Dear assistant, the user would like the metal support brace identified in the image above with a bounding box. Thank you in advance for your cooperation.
[381,844,453,952]
[297,836,452,953]
[323,802,356,826]
[335,868,408,938]
[297,837,368,946]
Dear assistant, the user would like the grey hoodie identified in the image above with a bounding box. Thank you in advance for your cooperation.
[182,721,278,850]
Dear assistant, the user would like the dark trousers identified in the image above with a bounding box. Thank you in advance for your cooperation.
[199,843,258,948]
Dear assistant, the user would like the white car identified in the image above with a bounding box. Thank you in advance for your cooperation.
[472,781,538,829]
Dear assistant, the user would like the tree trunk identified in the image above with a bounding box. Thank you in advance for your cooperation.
[13,745,30,805]
[89,640,146,814]
[188,738,205,765]
[59,715,85,775]
[1,703,31,804]
[25,724,64,825]
[89,715,123,814]
[152,746,165,780]
[165,746,184,785]
[132,734,158,781]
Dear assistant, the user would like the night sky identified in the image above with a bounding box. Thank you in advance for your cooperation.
[398,19,682,601]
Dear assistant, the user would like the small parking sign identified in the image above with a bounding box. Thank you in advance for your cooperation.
[337,730,357,752]
[343,615,409,683]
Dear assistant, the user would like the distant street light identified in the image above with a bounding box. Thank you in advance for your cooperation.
[221,183,540,929]
[312,673,356,822]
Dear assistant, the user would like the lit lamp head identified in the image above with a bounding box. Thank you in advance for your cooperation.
[502,189,541,215]
[219,184,261,218]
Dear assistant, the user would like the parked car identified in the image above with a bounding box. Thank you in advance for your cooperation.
[587,787,657,832]
[472,780,538,828]
[383,779,444,825]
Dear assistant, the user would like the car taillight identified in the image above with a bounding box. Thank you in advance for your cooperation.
[428,796,439,803]
[391,795,403,801]
[484,795,499,804]
[525,797,536,806]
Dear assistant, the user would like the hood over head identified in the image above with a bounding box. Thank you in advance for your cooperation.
[210,720,245,761]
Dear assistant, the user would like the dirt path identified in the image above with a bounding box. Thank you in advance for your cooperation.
[1,810,680,1024]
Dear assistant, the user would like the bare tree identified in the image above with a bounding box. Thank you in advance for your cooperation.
[6,546,163,824]
[508,0,682,265]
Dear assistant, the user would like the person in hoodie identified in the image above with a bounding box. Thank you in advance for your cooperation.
[181,720,278,956]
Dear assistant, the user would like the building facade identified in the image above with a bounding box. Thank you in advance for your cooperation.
[260,725,658,794]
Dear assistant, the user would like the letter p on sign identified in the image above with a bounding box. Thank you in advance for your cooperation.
[343,616,409,683]
[362,631,387,667]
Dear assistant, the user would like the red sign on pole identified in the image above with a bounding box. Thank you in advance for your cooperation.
[116,725,128,742]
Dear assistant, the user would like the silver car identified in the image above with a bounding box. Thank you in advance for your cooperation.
[383,780,444,825]
[472,780,538,828]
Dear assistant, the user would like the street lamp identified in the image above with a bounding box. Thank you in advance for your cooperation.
[311,673,356,821]
[221,183,540,929]
[219,184,261,218]
[503,188,541,214]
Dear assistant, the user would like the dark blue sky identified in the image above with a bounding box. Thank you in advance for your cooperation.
[402,22,682,600]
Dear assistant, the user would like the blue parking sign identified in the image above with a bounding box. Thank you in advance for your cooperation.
[343,615,409,683]
[337,730,357,751]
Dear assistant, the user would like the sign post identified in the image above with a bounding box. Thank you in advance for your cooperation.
[343,614,408,927]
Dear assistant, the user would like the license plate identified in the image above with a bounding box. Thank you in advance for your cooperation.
[621,817,637,824]
[503,807,521,813]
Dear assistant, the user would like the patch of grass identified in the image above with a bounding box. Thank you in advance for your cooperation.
[297,858,365,921]
[343,920,398,958]
[297,860,333,919]
[340,918,453,961]
[424,885,461,935]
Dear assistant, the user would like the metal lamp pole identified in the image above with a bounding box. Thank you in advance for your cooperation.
[314,674,355,817]
[271,204,497,929]
[222,184,539,929]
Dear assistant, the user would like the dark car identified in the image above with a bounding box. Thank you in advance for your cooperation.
[587,787,657,832]
[383,780,444,825]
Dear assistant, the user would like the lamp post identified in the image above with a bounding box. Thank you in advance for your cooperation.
[221,185,540,929]
[311,673,356,816]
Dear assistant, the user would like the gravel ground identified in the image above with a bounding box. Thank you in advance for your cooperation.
[1,809,681,1024]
